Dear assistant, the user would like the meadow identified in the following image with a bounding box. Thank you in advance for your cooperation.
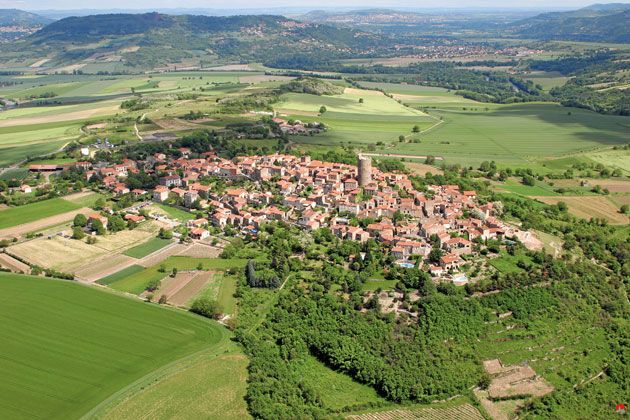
[0,272,229,419]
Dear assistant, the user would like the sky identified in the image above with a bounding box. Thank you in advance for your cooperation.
[4,0,629,11]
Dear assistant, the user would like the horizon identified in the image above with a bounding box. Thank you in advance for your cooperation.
[5,0,630,13]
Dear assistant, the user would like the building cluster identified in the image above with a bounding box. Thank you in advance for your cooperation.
[78,150,530,278]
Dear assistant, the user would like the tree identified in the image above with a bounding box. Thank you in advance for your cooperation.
[171,267,178,277]
[158,228,173,239]
[158,294,168,304]
[107,215,126,232]
[72,226,85,240]
[93,197,106,210]
[91,219,106,235]
[359,98,364,104]
[428,247,444,264]
[399,135,405,142]
[319,105,327,114]
[412,125,420,133]
[190,297,223,319]
[621,204,629,215]
[73,214,87,227]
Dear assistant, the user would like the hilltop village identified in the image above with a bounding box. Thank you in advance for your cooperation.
[30,151,539,282]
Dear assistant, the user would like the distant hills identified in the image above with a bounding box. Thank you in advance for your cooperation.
[0,9,52,42]
[510,4,630,42]
[4,12,382,70]
[0,9,52,27]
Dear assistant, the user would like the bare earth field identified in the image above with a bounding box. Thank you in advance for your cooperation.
[177,242,222,258]
[532,196,629,224]
[404,162,444,176]
[0,206,91,239]
[170,271,214,306]
[139,242,189,267]
[74,254,137,282]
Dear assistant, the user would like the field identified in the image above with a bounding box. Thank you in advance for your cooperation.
[0,197,80,230]
[123,237,173,259]
[395,104,630,169]
[103,256,247,295]
[96,265,145,286]
[8,221,161,271]
[148,203,195,222]
[0,272,231,419]
[95,347,249,419]
[532,196,629,224]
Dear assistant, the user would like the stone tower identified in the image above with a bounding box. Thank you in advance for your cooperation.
[358,155,372,187]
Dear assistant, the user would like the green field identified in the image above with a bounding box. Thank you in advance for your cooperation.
[150,203,195,222]
[394,103,630,169]
[296,355,387,411]
[123,237,173,259]
[96,265,145,286]
[0,198,80,230]
[0,272,229,419]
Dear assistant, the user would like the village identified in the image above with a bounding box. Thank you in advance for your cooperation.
[27,149,542,285]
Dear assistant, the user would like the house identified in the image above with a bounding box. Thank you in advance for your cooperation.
[19,185,32,194]
[153,186,169,202]
[190,228,210,240]
[124,214,145,223]
[159,175,182,187]
[88,213,108,230]
[184,191,199,208]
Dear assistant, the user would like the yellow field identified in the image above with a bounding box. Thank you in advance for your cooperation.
[533,196,629,224]
[9,222,161,271]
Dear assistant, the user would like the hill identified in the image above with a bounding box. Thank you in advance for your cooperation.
[3,12,383,71]
[510,5,630,42]
[0,9,51,26]
[0,9,52,41]
[0,272,229,419]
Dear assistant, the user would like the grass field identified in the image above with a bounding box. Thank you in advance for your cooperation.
[0,272,230,419]
[0,198,80,229]
[533,196,629,224]
[98,349,249,419]
[149,203,195,222]
[395,104,630,168]
[96,265,145,286]
[123,237,173,259]
[297,354,387,412]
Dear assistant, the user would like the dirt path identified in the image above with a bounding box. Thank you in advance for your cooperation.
[0,206,91,239]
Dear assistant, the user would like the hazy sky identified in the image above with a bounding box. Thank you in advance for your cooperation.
[5,0,630,11]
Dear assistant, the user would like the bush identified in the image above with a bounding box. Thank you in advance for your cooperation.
[190,297,223,319]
